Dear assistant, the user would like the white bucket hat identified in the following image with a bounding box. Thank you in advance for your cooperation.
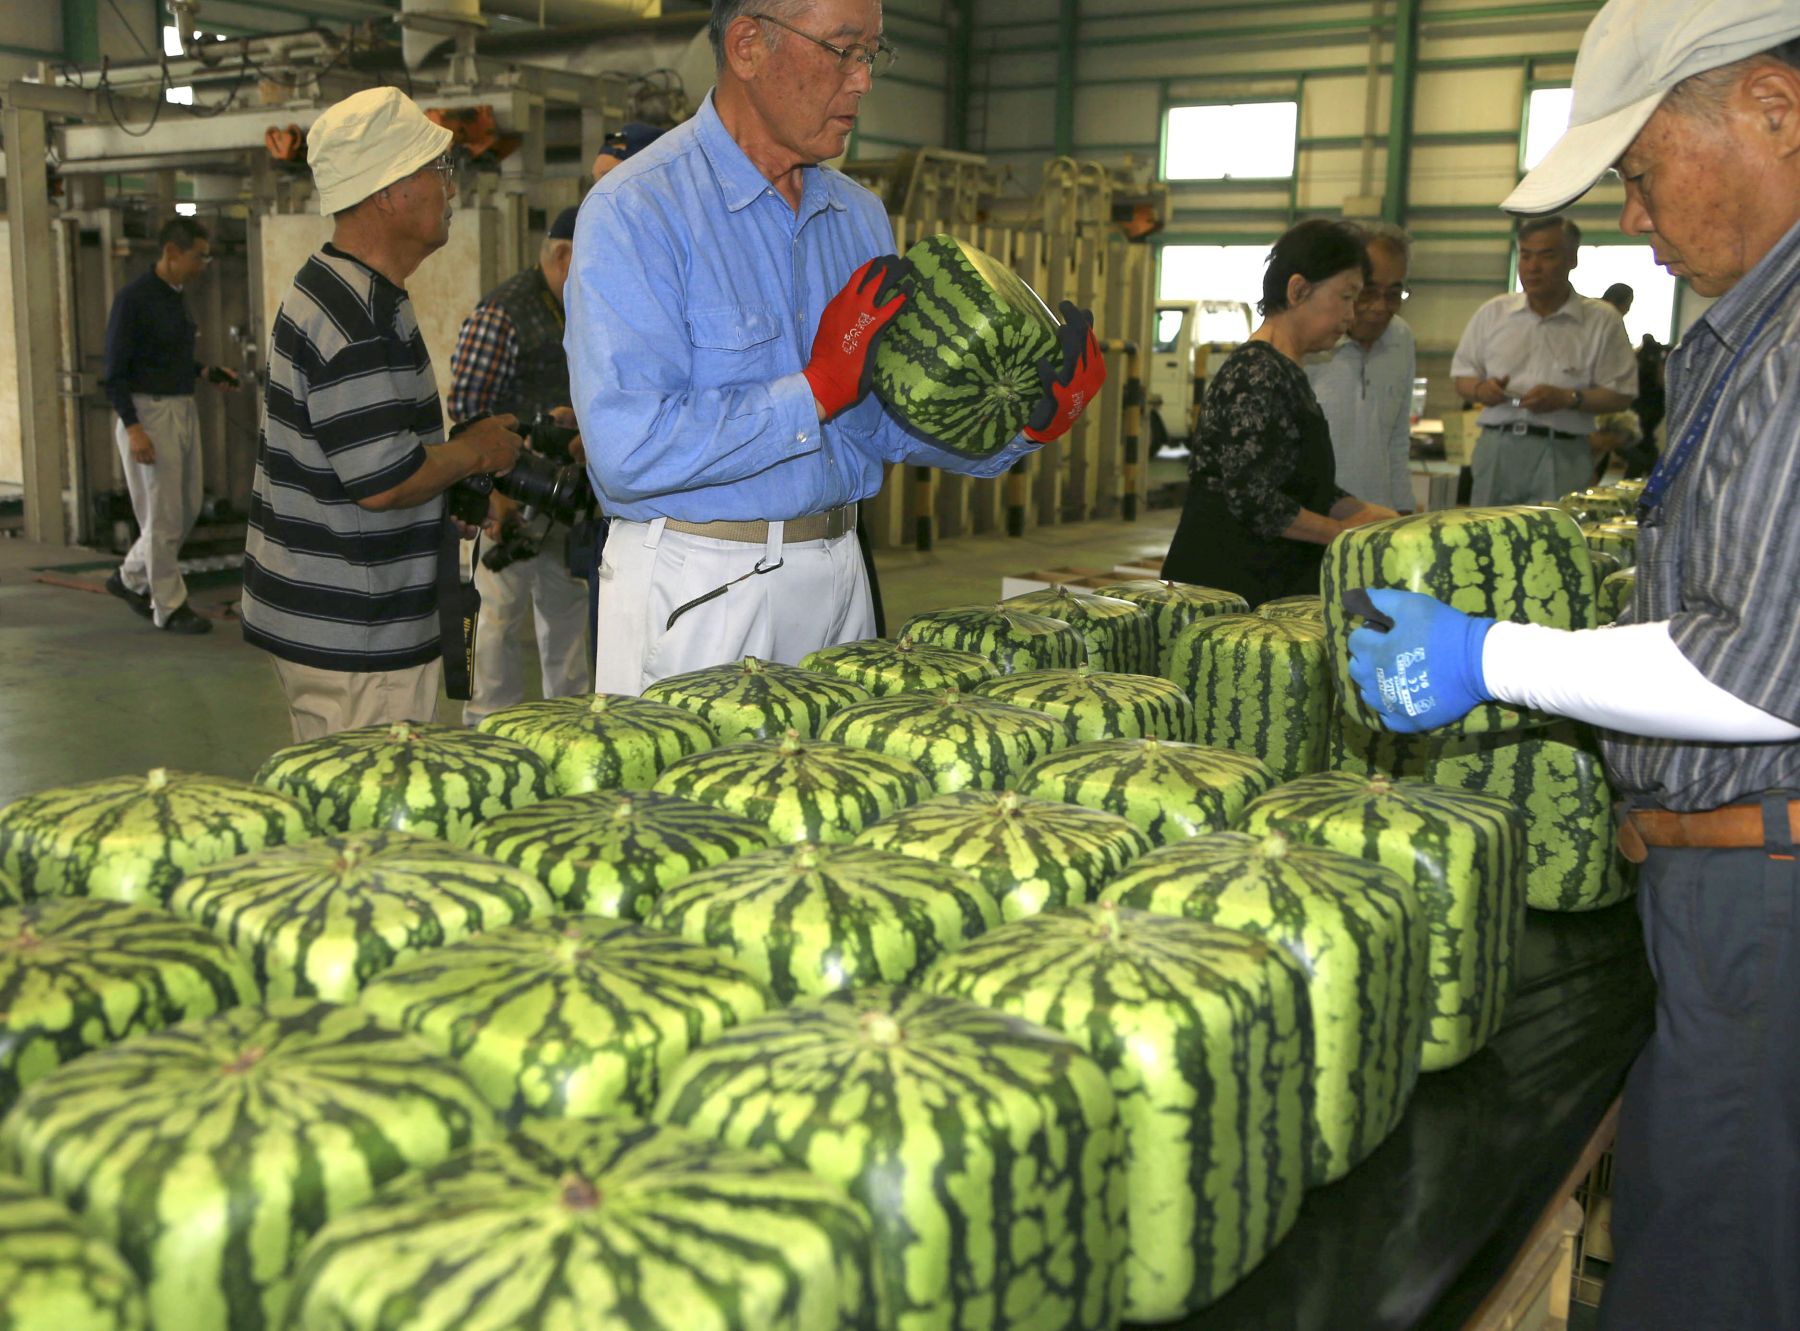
[308,88,454,216]
[1504,0,1800,215]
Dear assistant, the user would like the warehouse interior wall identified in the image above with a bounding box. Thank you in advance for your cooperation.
[844,0,1685,418]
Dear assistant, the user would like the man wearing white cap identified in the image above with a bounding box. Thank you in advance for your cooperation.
[1344,4,1800,1327]
[242,87,522,741]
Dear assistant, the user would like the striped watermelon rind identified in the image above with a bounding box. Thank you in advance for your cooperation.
[818,689,1069,792]
[1598,568,1636,625]
[1256,595,1326,623]
[1166,613,1331,782]
[799,638,1000,696]
[853,789,1152,921]
[651,733,929,844]
[1,898,258,1112]
[640,657,870,743]
[357,915,774,1122]
[643,843,1002,1003]
[0,999,498,1331]
[1015,738,1277,845]
[165,831,555,1002]
[871,232,1062,459]
[654,985,1127,1331]
[923,904,1312,1320]
[0,1173,148,1331]
[898,603,1089,675]
[971,666,1198,743]
[1002,588,1157,675]
[0,769,313,906]
[1331,720,1635,913]
[283,1115,881,1331]
[463,789,772,920]
[254,723,553,845]
[475,693,717,795]
[1236,772,1527,1072]
[1099,832,1426,1185]
[1091,580,1251,675]
[1321,506,1600,736]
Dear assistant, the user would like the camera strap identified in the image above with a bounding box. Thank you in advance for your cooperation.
[437,520,482,700]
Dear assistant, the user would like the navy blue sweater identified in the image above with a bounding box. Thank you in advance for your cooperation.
[101,269,201,427]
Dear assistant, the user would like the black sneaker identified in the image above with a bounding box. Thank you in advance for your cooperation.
[160,604,213,635]
[105,569,153,620]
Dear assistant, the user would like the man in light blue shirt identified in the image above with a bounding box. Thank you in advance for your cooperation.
[1305,222,1418,512]
[567,0,1101,693]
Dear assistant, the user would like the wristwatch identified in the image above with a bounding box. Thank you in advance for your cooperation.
[1570,388,1586,411]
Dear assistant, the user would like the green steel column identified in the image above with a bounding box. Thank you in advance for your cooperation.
[1055,0,1078,157]
[1383,0,1421,223]
[62,0,103,62]
[947,0,974,151]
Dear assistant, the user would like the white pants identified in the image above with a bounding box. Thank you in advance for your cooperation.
[594,519,875,696]
[463,539,592,727]
[271,657,442,743]
[114,395,203,626]
[1470,426,1593,507]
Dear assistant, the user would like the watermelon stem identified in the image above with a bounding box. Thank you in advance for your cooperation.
[220,1045,266,1076]
[859,1011,904,1046]
[558,1174,602,1210]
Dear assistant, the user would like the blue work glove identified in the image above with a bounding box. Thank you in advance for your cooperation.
[1346,587,1496,733]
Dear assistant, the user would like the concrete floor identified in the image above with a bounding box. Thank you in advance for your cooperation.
[0,508,1179,806]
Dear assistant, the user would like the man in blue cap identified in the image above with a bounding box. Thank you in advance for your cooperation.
[447,206,591,724]
[592,122,664,184]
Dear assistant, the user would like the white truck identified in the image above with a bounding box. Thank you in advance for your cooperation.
[1147,299,1254,453]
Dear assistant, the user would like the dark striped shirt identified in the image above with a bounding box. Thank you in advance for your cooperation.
[1601,218,1800,810]
[241,244,445,672]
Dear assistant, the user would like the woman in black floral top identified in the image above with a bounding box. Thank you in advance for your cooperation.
[1163,220,1399,605]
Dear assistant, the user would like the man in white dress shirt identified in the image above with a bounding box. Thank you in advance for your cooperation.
[1451,215,1637,504]
[1306,221,1417,513]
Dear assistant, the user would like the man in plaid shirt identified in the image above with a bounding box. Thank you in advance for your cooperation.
[447,206,590,724]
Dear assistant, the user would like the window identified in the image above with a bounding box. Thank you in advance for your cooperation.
[1159,244,1270,322]
[1152,307,1187,354]
[1164,102,1298,181]
[1509,243,1677,343]
[174,203,198,217]
[165,85,194,105]
[1523,87,1574,171]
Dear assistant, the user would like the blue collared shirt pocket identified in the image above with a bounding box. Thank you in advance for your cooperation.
[685,304,786,382]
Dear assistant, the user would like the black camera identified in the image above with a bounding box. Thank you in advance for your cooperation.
[445,413,597,532]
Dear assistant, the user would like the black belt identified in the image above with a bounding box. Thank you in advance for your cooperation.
[1489,420,1584,441]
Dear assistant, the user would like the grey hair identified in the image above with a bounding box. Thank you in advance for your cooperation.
[1356,220,1412,264]
[1664,38,1800,120]
[709,0,807,67]
[1518,214,1581,251]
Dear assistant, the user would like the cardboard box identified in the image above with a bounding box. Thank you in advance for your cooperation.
[1441,408,1484,466]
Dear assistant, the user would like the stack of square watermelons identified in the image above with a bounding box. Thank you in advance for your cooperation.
[0,500,1632,1330]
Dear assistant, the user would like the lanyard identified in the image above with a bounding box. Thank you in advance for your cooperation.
[1639,269,1800,524]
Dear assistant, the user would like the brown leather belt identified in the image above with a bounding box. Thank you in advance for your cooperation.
[1617,799,1800,862]
[665,503,857,545]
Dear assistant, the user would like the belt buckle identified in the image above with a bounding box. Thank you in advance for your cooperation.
[1507,420,1530,437]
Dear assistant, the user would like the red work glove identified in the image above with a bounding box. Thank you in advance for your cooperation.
[803,254,913,420]
[1024,302,1106,442]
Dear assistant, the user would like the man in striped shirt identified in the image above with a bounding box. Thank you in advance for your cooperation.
[242,88,521,741]
[1346,3,1800,1326]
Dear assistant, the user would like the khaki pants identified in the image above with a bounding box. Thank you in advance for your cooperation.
[271,657,442,743]
[114,395,203,626]
[1469,425,1593,507]
[463,539,591,727]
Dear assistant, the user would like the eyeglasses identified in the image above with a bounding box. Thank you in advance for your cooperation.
[1355,284,1409,308]
[751,12,897,76]
[429,152,455,187]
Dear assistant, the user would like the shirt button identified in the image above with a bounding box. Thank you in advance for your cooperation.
[796,431,807,443]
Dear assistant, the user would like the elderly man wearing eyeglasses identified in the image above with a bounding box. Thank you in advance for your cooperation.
[565,0,1105,696]
[1303,221,1419,515]
[242,88,523,740]
[99,214,241,635]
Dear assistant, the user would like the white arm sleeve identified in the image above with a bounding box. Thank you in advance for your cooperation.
[1482,620,1800,742]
